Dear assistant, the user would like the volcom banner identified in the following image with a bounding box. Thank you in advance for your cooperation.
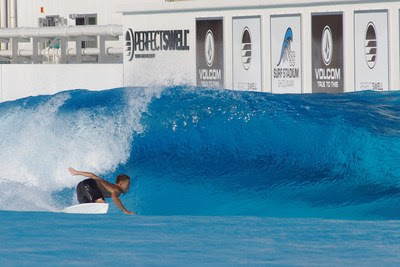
[270,15,302,93]
[196,19,224,88]
[354,11,388,91]
[232,17,261,91]
[312,14,344,93]
[125,29,190,61]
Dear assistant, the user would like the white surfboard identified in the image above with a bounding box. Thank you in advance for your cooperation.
[61,203,109,214]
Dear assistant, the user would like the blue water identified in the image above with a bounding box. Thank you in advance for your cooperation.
[0,86,399,265]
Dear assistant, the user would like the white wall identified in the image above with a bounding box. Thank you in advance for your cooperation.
[0,64,124,102]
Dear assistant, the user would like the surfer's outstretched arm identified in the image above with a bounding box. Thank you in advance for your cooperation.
[68,167,118,194]
[68,167,100,179]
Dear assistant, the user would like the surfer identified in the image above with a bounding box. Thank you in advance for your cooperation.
[68,167,135,215]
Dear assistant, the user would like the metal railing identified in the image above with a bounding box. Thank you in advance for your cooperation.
[0,24,123,64]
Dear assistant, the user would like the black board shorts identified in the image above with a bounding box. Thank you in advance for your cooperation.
[76,178,104,204]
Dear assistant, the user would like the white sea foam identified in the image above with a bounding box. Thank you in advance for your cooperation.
[0,87,161,211]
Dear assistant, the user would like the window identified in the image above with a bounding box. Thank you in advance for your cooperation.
[74,14,98,48]
[88,17,97,25]
[39,15,67,27]
[46,15,58,27]
[75,17,85,26]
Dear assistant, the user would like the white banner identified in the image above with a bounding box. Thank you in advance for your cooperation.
[232,17,262,91]
[270,15,302,94]
[354,11,389,91]
[123,15,195,87]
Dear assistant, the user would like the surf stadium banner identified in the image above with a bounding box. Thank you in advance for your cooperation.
[232,17,262,92]
[196,19,224,88]
[312,14,344,93]
[354,11,389,91]
[270,15,302,94]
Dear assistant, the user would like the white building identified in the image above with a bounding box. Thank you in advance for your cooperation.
[1,0,400,101]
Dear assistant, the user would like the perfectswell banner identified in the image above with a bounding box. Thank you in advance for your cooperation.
[124,29,190,61]
[123,17,194,87]
[270,15,302,94]
[354,11,389,91]
[232,17,261,91]
[196,19,224,88]
[312,14,344,93]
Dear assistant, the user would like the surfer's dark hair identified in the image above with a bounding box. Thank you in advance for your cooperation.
[116,174,130,184]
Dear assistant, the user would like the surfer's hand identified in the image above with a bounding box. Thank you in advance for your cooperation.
[124,210,135,215]
[68,167,78,176]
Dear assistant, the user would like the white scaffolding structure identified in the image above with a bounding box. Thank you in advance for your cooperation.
[0,24,123,63]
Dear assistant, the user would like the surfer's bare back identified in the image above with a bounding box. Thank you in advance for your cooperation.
[68,167,135,215]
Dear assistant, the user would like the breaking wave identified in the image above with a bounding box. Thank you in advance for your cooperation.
[0,86,399,219]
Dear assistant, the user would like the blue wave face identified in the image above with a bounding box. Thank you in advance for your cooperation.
[0,86,399,219]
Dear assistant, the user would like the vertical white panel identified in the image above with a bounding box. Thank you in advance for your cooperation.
[232,17,261,92]
[354,11,389,91]
[389,9,400,90]
[344,10,355,92]
[225,15,233,90]
[270,15,302,94]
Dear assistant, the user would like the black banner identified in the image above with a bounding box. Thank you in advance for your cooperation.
[196,19,224,88]
[312,14,344,93]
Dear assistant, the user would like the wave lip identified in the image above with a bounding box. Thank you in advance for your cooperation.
[0,87,160,212]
